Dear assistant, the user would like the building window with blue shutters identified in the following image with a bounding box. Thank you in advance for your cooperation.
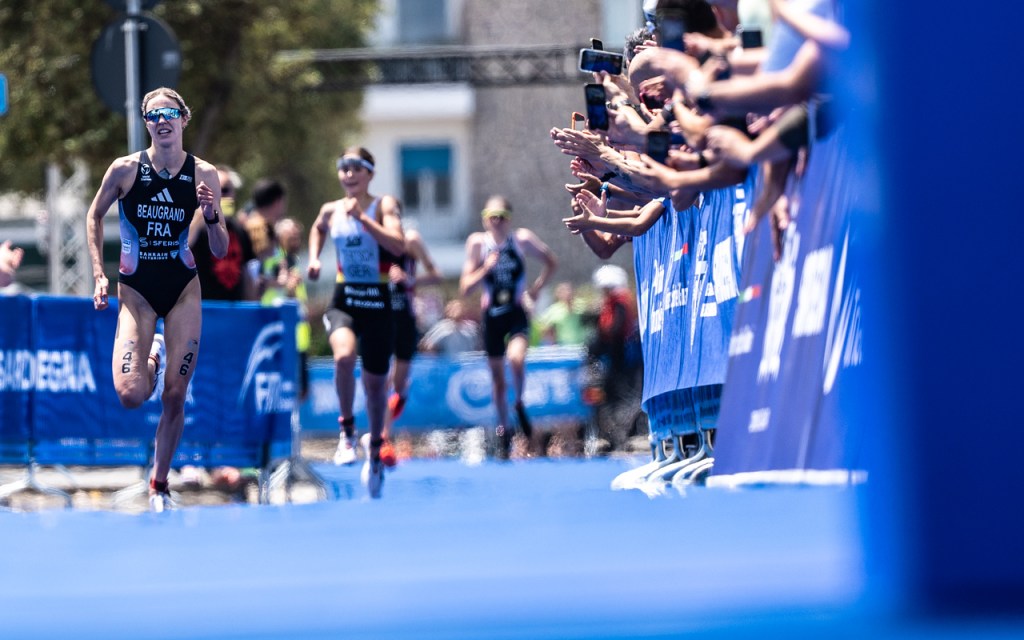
[398,0,449,45]
[400,144,452,218]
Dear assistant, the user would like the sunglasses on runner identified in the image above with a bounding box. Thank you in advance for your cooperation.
[481,209,510,220]
[144,107,182,123]
[336,157,375,172]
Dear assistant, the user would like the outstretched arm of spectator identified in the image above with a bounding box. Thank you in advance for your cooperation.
[705,105,806,167]
[550,127,611,168]
[565,157,603,198]
[623,147,747,197]
[770,0,850,50]
[596,70,640,108]
[684,41,823,118]
[563,197,630,259]
[742,157,794,261]
[565,191,666,237]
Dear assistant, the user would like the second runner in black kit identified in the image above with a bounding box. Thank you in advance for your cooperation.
[381,227,441,466]
[307,146,405,498]
[460,195,557,458]
[86,87,229,512]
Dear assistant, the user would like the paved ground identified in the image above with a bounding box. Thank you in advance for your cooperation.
[0,425,649,513]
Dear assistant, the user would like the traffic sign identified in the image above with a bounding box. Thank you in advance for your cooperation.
[90,14,181,114]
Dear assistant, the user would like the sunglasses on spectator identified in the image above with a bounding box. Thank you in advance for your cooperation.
[144,107,182,123]
[336,157,375,172]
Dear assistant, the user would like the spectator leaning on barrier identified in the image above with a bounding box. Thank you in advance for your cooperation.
[85,87,229,513]
[0,240,24,289]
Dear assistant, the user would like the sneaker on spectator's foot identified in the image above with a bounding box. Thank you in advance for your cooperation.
[148,490,176,513]
[388,392,407,421]
[333,433,358,465]
[149,333,166,396]
[514,402,533,439]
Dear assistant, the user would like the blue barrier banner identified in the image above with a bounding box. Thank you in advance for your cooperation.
[30,296,149,466]
[633,176,753,438]
[712,127,864,478]
[693,181,751,388]
[181,301,298,467]
[0,295,33,464]
[16,296,295,468]
[300,345,588,433]
[634,198,694,406]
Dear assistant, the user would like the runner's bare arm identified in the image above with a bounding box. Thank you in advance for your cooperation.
[86,157,136,310]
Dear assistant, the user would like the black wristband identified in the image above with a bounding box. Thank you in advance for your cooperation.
[697,152,709,169]
[599,171,617,182]
[204,209,220,224]
[661,100,676,123]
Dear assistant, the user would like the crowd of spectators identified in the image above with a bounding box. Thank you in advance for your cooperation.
[543,0,848,462]
[551,0,845,263]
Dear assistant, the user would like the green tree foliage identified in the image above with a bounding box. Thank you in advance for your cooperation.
[0,0,377,224]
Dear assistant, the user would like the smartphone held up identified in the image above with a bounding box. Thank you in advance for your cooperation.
[584,83,609,131]
[657,13,687,52]
[737,26,764,49]
[578,48,624,75]
[646,130,671,165]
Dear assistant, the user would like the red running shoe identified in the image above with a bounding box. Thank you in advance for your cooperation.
[388,392,407,421]
[380,439,398,468]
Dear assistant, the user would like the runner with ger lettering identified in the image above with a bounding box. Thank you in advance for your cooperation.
[307,146,405,498]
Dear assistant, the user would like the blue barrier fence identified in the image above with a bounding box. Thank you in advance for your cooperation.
[300,345,589,434]
[711,126,863,479]
[633,172,756,441]
[0,296,297,469]
[627,119,862,482]
[0,295,32,465]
